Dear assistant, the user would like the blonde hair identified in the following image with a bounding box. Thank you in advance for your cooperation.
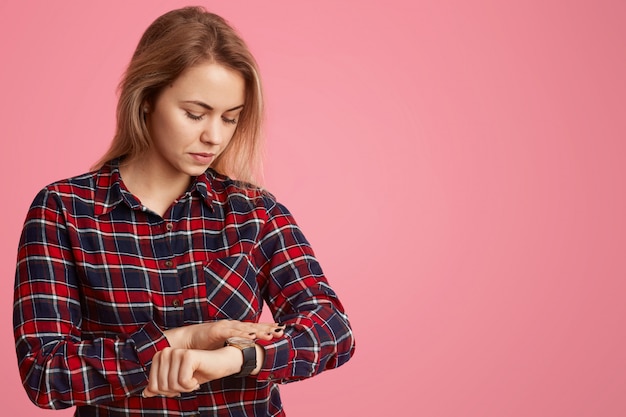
[93,6,264,184]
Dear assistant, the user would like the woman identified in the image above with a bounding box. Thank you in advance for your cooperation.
[13,6,355,417]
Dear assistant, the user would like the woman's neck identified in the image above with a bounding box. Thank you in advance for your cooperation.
[118,155,192,217]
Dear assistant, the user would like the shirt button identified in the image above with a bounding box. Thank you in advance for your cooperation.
[164,260,174,268]
[165,223,173,231]
[172,299,181,307]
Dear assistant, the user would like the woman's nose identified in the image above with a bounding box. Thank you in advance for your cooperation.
[201,119,223,145]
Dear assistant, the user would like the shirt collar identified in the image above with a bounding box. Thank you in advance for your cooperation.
[93,160,124,217]
[93,159,216,217]
[191,170,216,210]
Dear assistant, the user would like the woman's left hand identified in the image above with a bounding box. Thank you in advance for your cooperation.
[164,320,285,351]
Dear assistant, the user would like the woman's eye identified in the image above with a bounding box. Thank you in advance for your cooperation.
[185,111,204,121]
[222,117,237,125]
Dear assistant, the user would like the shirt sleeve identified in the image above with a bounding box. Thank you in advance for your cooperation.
[252,198,355,382]
[13,188,169,409]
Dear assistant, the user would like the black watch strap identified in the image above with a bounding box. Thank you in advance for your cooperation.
[226,337,257,377]
[231,344,256,377]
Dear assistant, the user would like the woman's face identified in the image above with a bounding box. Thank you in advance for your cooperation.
[144,61,245,178]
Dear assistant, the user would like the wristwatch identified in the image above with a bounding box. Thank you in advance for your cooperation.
[225,337,257,377]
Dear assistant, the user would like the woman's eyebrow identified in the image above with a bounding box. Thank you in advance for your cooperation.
[182,100,244,112]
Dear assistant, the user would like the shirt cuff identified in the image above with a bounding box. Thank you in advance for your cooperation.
[254,336,294,382]
[128,321,169,373]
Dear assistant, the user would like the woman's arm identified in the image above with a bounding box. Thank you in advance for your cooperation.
[251,199,356,382]
[141,343,266,398]
[13,188,168,409]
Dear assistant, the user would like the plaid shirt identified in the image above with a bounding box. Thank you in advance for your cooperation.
[13,160,354,417]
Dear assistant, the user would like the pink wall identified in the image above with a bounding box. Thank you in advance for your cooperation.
[2,0,625,415]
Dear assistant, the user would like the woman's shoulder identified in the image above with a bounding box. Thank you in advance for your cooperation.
[205,170,299,227]
[42,170,101,192]
[28,166,112,213]
[206,169,278,208]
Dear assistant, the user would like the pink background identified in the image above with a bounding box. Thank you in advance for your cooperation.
[1,0,625,415]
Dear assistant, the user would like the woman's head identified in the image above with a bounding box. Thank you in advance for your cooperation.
[95,6,264,184]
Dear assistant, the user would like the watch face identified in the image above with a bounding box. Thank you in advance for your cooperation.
[227,337,255,347]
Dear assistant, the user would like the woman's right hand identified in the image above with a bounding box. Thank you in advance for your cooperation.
[163,320,285,351]
[143,346,242,398]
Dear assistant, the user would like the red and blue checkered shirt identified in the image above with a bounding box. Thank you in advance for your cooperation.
[13,160,355,416]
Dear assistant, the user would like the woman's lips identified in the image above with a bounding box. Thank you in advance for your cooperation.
[190,152,215,164]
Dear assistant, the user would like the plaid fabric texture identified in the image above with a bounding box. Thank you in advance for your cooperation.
[13,160,354,416]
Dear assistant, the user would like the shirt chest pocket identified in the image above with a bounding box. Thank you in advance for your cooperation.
[203,254,261,322]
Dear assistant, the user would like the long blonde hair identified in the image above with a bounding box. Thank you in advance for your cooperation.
[93,6,264,184]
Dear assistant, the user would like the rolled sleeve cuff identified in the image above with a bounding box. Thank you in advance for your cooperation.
[128,321,169,372]
[255,337,294,382]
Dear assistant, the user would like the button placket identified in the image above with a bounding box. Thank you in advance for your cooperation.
[152,218,183,328]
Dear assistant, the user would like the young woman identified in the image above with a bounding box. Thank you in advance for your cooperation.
[13,7,354,416]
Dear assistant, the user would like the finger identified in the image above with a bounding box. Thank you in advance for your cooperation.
[220,322,260,340]
[167,349,182,392]
[255,323,286,340]
[145,351,162,397]
[178,350,201,390]
[214,320,253,340]
[157,348,172,393]
[229,320,274,332]
[216,321,285,342]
